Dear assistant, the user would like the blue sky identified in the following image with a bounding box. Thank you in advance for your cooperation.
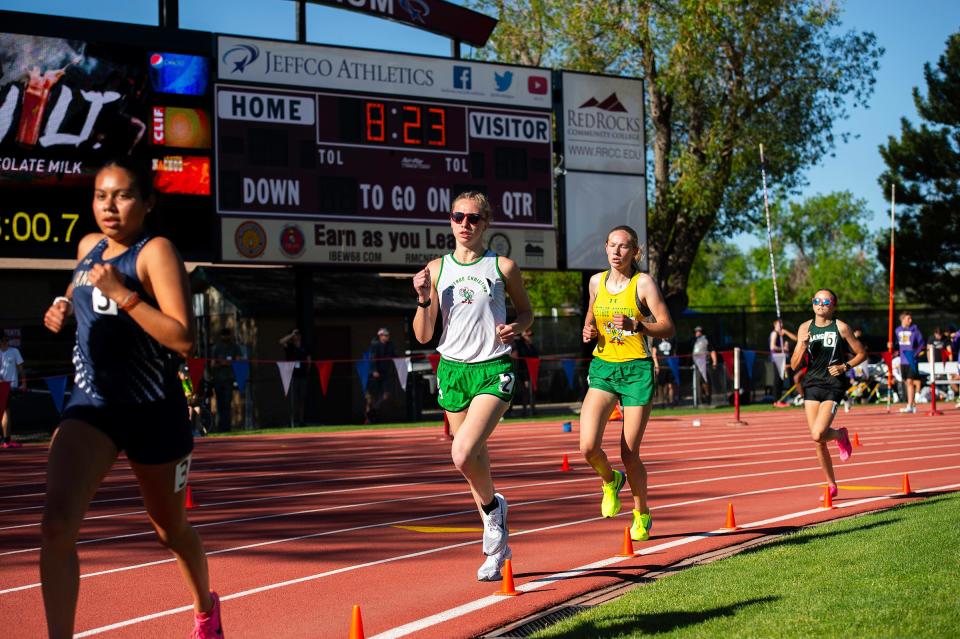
[2,0,958,249]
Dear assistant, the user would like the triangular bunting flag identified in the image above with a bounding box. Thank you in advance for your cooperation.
[525,357,541,392]
[882,351,894,368]
[667,356,681,384]
[743,350,756,380]
[720,351,735,377]
[693,353,708,382]
[771,353,787,380]
[315,360,333,396]
[356,354,372,394]
[187,357,205,390]
[0,381,9,423]
[393,357,410,391]
[277,361,296,397]
[231,360,250,394]
[561,359,576,389]
[44,375,68,414]
[427,353,441,374]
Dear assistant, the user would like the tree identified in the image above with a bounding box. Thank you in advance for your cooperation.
[687,192,884,308]
[470,0,881,312]
[878,32,960,306]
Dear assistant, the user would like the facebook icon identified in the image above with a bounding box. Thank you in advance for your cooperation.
[453,65,472,90]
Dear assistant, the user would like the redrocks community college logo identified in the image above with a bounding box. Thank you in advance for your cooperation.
[579,93,628,112]
[399,0,430,23]
[222,44,260,73]
[235,220,266,258]
[279,224,306,258]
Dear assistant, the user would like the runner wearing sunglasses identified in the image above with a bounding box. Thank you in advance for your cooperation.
[412,191,532,582]
[791,288,866,500]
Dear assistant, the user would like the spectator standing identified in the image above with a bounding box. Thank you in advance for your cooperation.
[691,326,717,404]
[210,328,243,432]
[929,326,949,363]
[770,319,798,406]
[891,311,925,413]
[511,327,539,416]
[279,328,310,427]
[365,327,396,423]
[0,334,26,448]
[653,337,678,406]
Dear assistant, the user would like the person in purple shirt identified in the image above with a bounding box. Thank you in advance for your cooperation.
[890,311,925,413]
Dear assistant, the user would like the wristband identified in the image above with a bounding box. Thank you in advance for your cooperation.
[416,298,431,308]
[118,291,141,312]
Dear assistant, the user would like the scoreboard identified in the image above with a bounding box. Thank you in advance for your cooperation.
[216,36,557,269]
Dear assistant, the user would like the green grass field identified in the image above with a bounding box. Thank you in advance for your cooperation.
[533,492,960,638]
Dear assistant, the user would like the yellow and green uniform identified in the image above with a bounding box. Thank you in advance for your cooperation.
[588,270,654,406]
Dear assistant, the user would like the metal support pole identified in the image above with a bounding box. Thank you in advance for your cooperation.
[296,0,307,42]
[159,0,179,28]
[451,38,461,59]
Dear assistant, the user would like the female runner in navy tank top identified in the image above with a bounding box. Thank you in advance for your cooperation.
[790,288,866,501]
[41,158,223,638]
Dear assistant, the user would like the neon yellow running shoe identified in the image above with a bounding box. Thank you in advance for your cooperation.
[631,509,653,542]
[600,469,626,518]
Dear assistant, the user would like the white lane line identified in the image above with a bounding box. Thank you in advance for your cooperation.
[4,465,958,596]
[369,482,960,639]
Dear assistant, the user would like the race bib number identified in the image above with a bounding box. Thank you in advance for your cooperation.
[92,287,118,316]
[174,454,192,493]
[499,372,515,394]
[823,332,836,347]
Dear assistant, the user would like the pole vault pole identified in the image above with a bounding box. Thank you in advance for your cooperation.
[886,184,896,412]
[760,145,786,382]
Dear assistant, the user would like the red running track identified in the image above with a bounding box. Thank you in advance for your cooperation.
[1,405,959,638]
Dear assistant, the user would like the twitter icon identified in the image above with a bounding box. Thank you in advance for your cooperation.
[494,70,513,92]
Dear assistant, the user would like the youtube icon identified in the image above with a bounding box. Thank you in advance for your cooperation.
[528,75,548,94]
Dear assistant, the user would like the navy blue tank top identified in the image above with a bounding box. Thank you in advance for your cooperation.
[67,236,180,406]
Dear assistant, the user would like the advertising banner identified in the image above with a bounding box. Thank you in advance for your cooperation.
[564,172,647,271]
[561,72,644,175]
[222,217,557,269]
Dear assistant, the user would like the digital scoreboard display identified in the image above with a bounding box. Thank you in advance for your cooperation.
[216,36,557,268]
[0,19,215,261]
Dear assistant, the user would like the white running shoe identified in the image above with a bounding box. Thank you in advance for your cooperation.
[477,544,512,581]
[793,395,804,406]
[482,493,508,556]
[898,405,917,414]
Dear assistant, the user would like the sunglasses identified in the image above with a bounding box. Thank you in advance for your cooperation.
[812,298,833,306]
[450,212,483,226]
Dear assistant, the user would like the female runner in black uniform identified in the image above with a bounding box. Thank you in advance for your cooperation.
[42,158,222,638]
[790,289,866,499]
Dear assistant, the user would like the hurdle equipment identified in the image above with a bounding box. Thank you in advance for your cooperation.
[349,604,365,639]
[902,473,912,496]
[616,526,635,557]
[494,559,520,596]
[560,453,571,472]
[723,503,738,531]
[728,347,748,425]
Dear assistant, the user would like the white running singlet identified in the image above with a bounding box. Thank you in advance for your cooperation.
[436,250,511,362]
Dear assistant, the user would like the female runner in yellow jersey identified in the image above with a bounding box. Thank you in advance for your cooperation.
[581,226,675,541]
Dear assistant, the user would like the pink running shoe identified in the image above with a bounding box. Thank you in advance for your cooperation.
[192,592,223,639]
[836,427,853,462]
[5,441,22,449]
[819,483,839,502]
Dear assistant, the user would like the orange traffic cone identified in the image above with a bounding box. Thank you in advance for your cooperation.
[609,404,623,421]
[185,485,195,510]
[348,604,365,639]
[616,526,635,557]
[902,473,912,495]
[852,432,862,448]
[494,559,520,596]
[822,485,835,509]
[723,502,738,530]
[560,453,571,472]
